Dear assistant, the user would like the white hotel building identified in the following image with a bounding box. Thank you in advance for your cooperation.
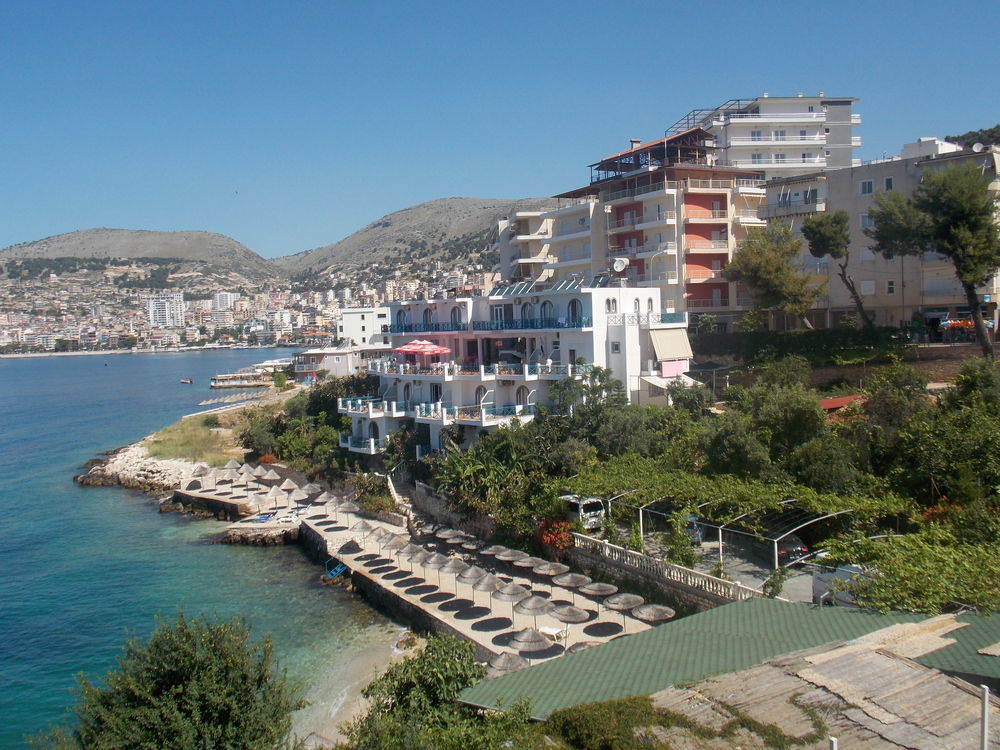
[337,283,691,456]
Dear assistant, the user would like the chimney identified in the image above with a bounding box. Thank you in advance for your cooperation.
[629,138,642,149]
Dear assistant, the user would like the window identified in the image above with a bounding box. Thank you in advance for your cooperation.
[808,105,815,113]
[860,180,874,195]
[802,153,813,161]
[361,326,365,332]
[633,298,640,314]
[861,214,874,229]
[751,153,763,164]
[860,280,875,296]
[750,129,762,141]
[825,150,831,156]
[774,129,786,141]
[884,177,894,191]
[774,153,786,162]
[799,130,807,138]
[824,127,830,134]
[610,342,621,354]
[886,280,896,295]
[377,313,386,318]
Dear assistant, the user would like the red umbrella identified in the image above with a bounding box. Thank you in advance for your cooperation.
[393,339,452,356]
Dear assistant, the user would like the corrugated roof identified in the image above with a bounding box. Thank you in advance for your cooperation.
[914,613,1000,682]
[458,598,921,719]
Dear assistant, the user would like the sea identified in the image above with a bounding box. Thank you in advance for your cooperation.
[0,349,399,746]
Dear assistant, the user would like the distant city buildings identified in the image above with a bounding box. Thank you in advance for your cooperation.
[146,293,185,328]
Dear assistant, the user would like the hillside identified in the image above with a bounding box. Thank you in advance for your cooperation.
[945,124,1000,148]
[0,228,282,286]
[275,197,560,280]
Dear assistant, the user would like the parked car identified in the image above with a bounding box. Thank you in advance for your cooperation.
[561,494,606,531]
[811,554,864,606]
[752,533,809,567]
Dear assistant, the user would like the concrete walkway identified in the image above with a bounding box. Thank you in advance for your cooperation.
[298,508,652,662]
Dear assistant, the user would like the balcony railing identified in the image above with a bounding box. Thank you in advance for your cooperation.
[471,316,593,331]
[453,403,537,424]
[685,239,730,250]
[686,268,725,281]
[637,211,677,224]
[608,215,642,230]
[728,134,826,145]
[606,312,687,326]
[687,298,730,308]
[602,181,681,202]
[729,156,826,168]
[387,321,466,333]
[608,242,677,258]
[685,209,728,220]
[760,199,826,218]
[340,433,388,453]
[686,179,733,190]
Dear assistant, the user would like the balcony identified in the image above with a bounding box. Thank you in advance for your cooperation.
[728,134,826,147]
[721,112,829,124]
[471,316,593,332]
[686,179,734,191]
[387,321,467,334]
[728,156,826,169]
[760,199,826,219]
[684,208,729,222]
[545,251,592,267]
[685,268,726,283]
[637,211,677,228]
[412,402,454,425]
[734,210,765,224]
[602,181,681,203]
[606,311,687,326]
[454,403,537,427]
[367,360,456,380]
[339,433,387,454]
[608,241,678,259]
[607,215,643,232]
[512,254,548,265]
[734,178,766,195]
[685,239,731,252]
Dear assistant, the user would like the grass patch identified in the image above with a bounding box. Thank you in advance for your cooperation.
[146,416,236,466]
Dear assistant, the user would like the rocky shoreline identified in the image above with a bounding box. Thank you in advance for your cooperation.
[75,441,197,495]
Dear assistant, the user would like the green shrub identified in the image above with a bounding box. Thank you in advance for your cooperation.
[546,695,659,749]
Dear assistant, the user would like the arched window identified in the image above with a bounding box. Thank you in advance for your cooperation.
[475,386,488,404]
[605,299,613,313]
[423,308,432,326]
[521,302,533,320]
[648,298,654,312]
[395,310,407,328]
[540,300,554,323]
[451,306,464,325]
[516,386,529,405]
[403,383,411,402]
[568,298,583,321]
[634,298,641,314]
[368,422,380,440]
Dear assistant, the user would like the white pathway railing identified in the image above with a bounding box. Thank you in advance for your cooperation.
[571,533,763,601]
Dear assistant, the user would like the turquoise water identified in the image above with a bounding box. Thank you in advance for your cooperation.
[0,350,397,746]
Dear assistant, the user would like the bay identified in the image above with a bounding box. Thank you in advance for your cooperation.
[0,349,397,746]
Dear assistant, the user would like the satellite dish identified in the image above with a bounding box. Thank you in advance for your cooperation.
[972,142,985,153]
[612,257,629,273]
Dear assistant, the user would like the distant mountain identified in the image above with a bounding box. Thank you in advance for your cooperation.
[945,124,1000,149]
[0,228,282,284]
[275,197,561,279]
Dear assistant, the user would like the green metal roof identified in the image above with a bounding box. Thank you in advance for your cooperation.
[459,598,921,719]
[915,613,1000,683]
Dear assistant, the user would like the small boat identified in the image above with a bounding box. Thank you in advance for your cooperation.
[179,378,193,384]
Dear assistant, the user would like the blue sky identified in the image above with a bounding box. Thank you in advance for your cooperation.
[2,0,997,259]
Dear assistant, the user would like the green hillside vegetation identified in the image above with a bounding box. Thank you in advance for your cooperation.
[945,124,1000,147]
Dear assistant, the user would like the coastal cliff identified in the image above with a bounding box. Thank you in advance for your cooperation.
[76,441,196,494]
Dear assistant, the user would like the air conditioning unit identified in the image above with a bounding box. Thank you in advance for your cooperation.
[499,379,515,386]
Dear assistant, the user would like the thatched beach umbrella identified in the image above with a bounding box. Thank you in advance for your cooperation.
[514,595,554,630]
[440,557,469,592]
[456,564,487,596]
[279,478,299,492]
[423,552,450,586]
[579,581,618,614]
[396,543,423,571]
[472,573,503,605]
[492,582,530,620]
[551,605,589,644]
[567,641,597,654]
[496,549,529,563]
[265,485,286,509]
[350,519,374,541]
[461,538,483,552]
[224,459,241,470]
[512,556,546,570]
[336,501,360,520]
[369,526,390,547]
[509,628,551,663]
[289,489,309,508]
[301,482,323,495]
[533,561,570,594]
[240,463,254,473]
[382,535,407,556]
[252,464,268,477]
[604,593,645,630]
[192,464,211,477]
[434,526,460,540]
[487,651,528,678]
[631,604,675,626]
[446,532,472,547]
[263,468,281,482]
[479,544,508,557]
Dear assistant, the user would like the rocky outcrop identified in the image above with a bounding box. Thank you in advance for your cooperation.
[221,524,300,545]
[75,442,196,494]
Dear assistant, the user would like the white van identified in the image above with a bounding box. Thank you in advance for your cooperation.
[561,494,606,531]
[812,560,865,607]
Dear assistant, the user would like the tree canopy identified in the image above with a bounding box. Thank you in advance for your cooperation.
[34,613,304,749]
[801,210,875,329]
[866,162,1000,357]
[723,223,826,328]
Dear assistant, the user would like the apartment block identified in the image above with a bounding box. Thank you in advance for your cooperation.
[145,293,185,328]
[494,128,766,324]
[337,283,691,455]
[763,139,1000,331]
[668,93,861,178]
